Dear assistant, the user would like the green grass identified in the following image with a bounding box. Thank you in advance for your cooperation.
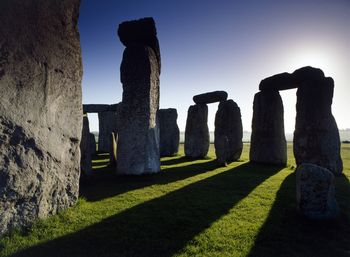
[0,143,349,257]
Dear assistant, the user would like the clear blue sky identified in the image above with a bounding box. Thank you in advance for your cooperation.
[79,0,350,132]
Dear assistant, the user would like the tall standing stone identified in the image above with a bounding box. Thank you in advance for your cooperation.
[0,0,82,235]
[109,132,118,168]
[116,18,161,175]
[296,163,339,219]
[88,132,96,155]
[250,91,287,165]
[159,108,180,156]
[214,100,243,165]
[98,110,118,152]
[294,76,342,175]
[80,116,92,177]
[185,104,209,158]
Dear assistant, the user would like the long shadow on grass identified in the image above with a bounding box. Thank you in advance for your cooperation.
[10,163,283,257]
[80,158,219,202]
[248,173,350,257]
[161,156,200,166]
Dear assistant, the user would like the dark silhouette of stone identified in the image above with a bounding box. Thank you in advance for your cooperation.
[193,91,228,104]
[88,133,96,155]
[185,104,209,158]
[80,116,92,177]
[0,0,82,235]
[109,132,117,168]
[159,108,180,156]
[296,163,339,219]
[98,111,118,152]
[118,17,161,72]
[117,39,160,174]
[83,104,118,113]
[294,76,342,175]
[214,100,243,166]
[250,91,287,165]
[259,66,325,91]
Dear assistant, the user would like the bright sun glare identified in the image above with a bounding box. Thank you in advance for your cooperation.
[286,46,337,77]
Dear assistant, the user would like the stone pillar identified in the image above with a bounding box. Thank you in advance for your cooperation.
[0,0,82,235]
[80,116,92,177]
[116,18,161,175]
[109,132,118,167]
[250,91,287,165]
[159,108,180,156]
[214,100,243,165]
[98,110,118,152]
[88,133,96,155]
[294,77,342,175]
[185,104,209,158]
[296,163,339,219]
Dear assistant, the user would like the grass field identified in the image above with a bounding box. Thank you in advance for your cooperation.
[1,144,350,257]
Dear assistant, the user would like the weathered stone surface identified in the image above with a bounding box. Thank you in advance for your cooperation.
[0,0,82,235]
[98,111,118,152]
[116,43,160,175]
[294,76,342,175]
[185,104,209,158]
[296,163,339,219]
[88,133,96,155]
[83,104,118,113]
[159,108,180,156]
[109,132,117,168]
[80,116,92,177]
[118,17,161,71]
[259,66,325,91]
[193,91,228,104]
[214,100,243,165]
[250,91,287,165]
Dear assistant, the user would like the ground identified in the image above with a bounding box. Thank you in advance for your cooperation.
[0,143,349,257]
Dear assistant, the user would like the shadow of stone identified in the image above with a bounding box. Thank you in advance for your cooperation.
[160,156,195,166]
[247,173,350,257]
[11,163,283,257]
[79,159,219,202]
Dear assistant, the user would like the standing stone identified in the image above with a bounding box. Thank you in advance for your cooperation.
[98,110,118,152]
[0,0,82,235]
[294,76,342,175]
[214,100,243,165]
[80,116,92,177]
[117,18,160,175]
[185,104,209,158]
[88,132,96,155]
[159,108,180,156]
[296,163,339,219]
[110,132,117,167]
[118,17,161,72]
[250,91,287,165]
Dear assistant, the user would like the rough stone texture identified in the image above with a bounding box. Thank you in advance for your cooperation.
[98,111,118,152]
[214,100,243,166]
[193,91,228,104]
[159,108,180,156]
[294,76,342,175]
[250,91,287,165]
[0,0,82,235]
[296,163,339,219]
[259,66,324,91]
[80,116,92,177]
[83,103,118,113]
[88,133,96,156]
[109,132,117,167]
[116,43,160,175]
[185,104,209,158]
[118,17,161,72]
